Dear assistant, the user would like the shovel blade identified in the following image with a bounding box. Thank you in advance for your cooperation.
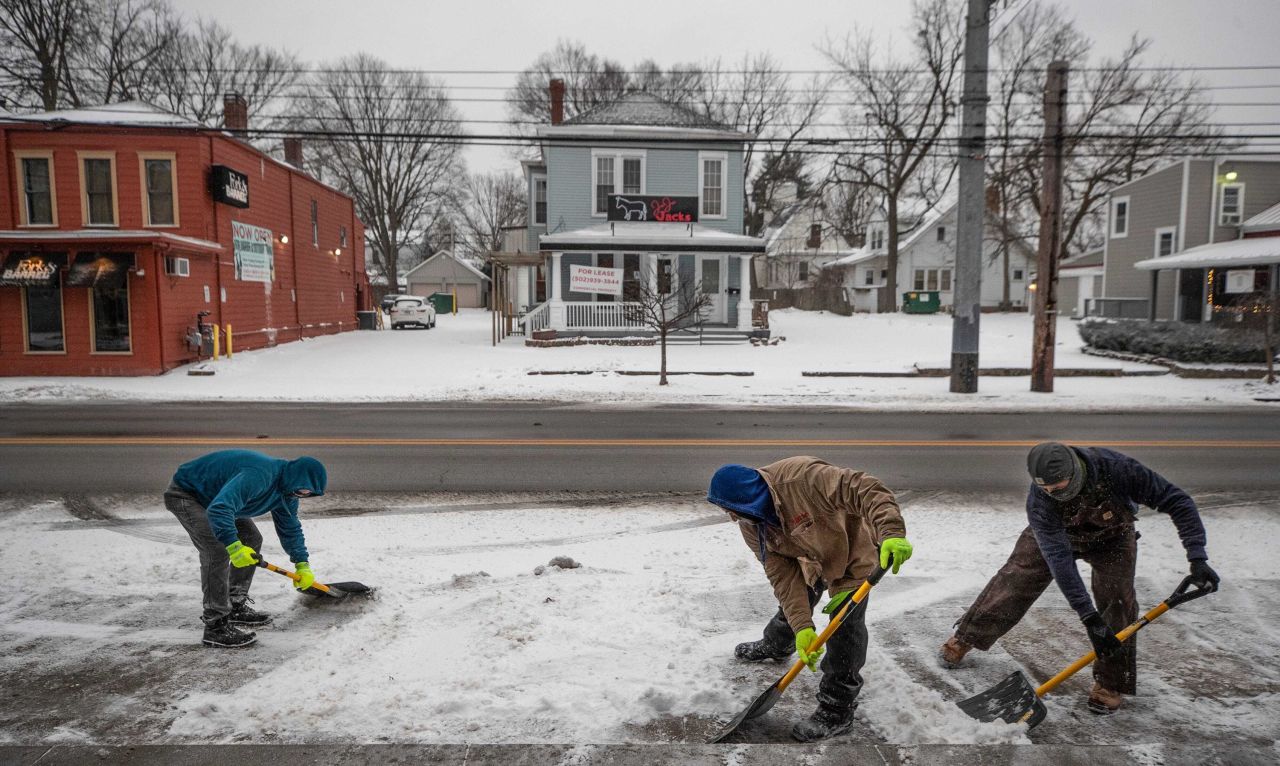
[706,683,783,743]
[299,581,375,599]
[957,671,1048,729]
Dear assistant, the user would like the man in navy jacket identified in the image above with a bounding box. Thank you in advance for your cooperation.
[940,443,1219,714]
[164,449,327,648]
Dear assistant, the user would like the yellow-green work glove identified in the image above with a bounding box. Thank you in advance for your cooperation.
[879,537,913,574]
[795,627,823,672]
[822,589,854,615]
[293,562,315,590]
[225,541,259,568]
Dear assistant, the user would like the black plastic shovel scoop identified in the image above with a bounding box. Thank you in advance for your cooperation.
[957,575,1214,729]
[708,563,889,743]
[257,558,375,600]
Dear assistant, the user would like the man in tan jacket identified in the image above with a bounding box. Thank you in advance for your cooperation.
[707,456,914,741]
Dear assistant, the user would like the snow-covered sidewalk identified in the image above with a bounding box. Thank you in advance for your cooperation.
[1,490,1274,747]
[0,309,1275,410]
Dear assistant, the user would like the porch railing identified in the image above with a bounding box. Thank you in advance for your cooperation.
[519,302,551,333]
[565,301,646,330]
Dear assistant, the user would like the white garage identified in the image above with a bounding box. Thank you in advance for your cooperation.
[403,250,490,309]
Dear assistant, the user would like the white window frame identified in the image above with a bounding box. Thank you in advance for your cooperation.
[1012,268,1025,281]
[532,173,547,225]
[15,150,58,227]
[138,151,179,228]
[78,151,119,228]
[1219,183,1244,226]
[1110,196,1130,239]
[1154,226,1177,258]
[591,149,646,217]
[940,268,953,292]
[698,151,728,220]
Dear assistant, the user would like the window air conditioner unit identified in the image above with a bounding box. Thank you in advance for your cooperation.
[165,256,190,277]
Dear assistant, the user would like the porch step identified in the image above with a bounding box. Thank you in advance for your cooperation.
[665,332,752,346]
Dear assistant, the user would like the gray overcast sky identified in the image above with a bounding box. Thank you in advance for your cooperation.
[168,0,1280,174]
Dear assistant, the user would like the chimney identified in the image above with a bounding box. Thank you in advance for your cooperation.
[807,223,822,250]
[223,93,248,134]
[283,137,304,169]
[549,78,565,125]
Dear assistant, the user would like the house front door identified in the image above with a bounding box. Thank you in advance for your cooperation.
[697,255,727,324]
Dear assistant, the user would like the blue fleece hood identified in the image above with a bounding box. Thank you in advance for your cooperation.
[281,456,327,496]
[707,464,778,525]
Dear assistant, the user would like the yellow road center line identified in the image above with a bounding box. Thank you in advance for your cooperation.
[0,437,1278,448]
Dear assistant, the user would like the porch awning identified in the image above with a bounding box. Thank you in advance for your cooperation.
[539,222,765,253]
[1135,236,1280,271]
[67,252,134,288]
[0,252,67,287]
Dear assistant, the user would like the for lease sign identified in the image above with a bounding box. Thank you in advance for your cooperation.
[569,264,623,296]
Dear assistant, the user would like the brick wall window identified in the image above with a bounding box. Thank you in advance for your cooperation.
[310,199,319,246]
[17,154,56,226]
[92,283,131,352]
[140,154,177,226]
[80,154,118,226]
[24,284,65,352]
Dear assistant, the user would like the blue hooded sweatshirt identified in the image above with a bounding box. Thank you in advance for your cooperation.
[173,449,326,563]
[707,464,779,560]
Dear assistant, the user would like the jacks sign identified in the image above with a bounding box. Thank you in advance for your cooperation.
[210,165,250,208]
[606,194,698,223]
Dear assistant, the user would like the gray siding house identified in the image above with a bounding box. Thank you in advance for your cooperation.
[1099,157,1280,321]
[508,89,765,336]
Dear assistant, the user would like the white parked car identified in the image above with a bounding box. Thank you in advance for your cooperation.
[389,296,437,329]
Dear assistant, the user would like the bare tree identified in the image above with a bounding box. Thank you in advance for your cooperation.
[454,171,527,260]
[62,0,181,107]
[301,54,466,293]
[699,53,828,237]
[624,275,711,386]
[823,0,965,312]
[0,0,88,110]
[148,19,300,128]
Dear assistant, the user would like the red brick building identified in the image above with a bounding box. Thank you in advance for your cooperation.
[0,100,368,376]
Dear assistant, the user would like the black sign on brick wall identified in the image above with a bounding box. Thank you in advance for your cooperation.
[606,194,699,223]
[210,165,250,208]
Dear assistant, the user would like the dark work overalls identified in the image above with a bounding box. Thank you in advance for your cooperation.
[953,482,1139,693]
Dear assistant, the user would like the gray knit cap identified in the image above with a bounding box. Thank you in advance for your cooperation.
[1027,442,1085,501]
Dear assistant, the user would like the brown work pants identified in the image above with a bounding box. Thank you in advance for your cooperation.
[954,525,1138,693]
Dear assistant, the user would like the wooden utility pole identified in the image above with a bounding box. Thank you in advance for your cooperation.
[1031,61,1069,393]
[949,0,994,393]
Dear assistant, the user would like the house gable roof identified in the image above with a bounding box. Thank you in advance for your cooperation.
[403,250,490,282]
[564,92,728,131]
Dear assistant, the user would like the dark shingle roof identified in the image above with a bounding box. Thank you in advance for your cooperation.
[563,92,732,130]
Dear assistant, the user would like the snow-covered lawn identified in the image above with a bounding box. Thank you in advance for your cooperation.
[0,309,1275,410]
[1,490,1275,746]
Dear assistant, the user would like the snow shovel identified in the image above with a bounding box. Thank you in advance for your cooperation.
[956,574,1215,729]
[708,562,890,743]
[256,558,374,600]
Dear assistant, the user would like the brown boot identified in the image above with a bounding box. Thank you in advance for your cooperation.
[1088,682,1123,715]
[940,635,973,667]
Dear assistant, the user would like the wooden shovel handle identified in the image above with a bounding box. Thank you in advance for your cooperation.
[776,564,889,694]
[1035,578,1214,697]
[256,559,333,594]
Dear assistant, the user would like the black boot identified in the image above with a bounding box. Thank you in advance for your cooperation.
[229,599,272,627]
[202,618,257,648]
[791,703,856,742]
[734,637,793,662]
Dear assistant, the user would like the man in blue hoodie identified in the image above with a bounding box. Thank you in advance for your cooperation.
[707,457,913,741]
[164,449,327,648]
[940,443,1219,714]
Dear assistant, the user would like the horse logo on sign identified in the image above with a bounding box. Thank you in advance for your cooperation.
[615,197,648,221]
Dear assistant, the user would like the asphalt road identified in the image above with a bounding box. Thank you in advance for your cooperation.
[1,403,1277,493]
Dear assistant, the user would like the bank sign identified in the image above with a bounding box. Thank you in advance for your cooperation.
[231,221,274,283]
[606,194,699,223]
[210,165,250,208]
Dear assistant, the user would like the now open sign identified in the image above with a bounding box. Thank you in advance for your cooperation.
[569,264,624,296]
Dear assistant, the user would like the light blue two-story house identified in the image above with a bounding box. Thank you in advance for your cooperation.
[513,89,765,336]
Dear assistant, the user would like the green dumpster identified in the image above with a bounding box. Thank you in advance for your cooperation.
[428,292,455,314]
[902,291,941,314]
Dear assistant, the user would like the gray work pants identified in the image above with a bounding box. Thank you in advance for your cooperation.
[758,580,870,713]
[164,483,262,625]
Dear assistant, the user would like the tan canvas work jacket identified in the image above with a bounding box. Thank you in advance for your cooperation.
[739,456,906,632]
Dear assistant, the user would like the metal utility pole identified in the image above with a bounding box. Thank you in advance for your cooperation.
[1031,61,1069,393]
[949,0,994,394]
